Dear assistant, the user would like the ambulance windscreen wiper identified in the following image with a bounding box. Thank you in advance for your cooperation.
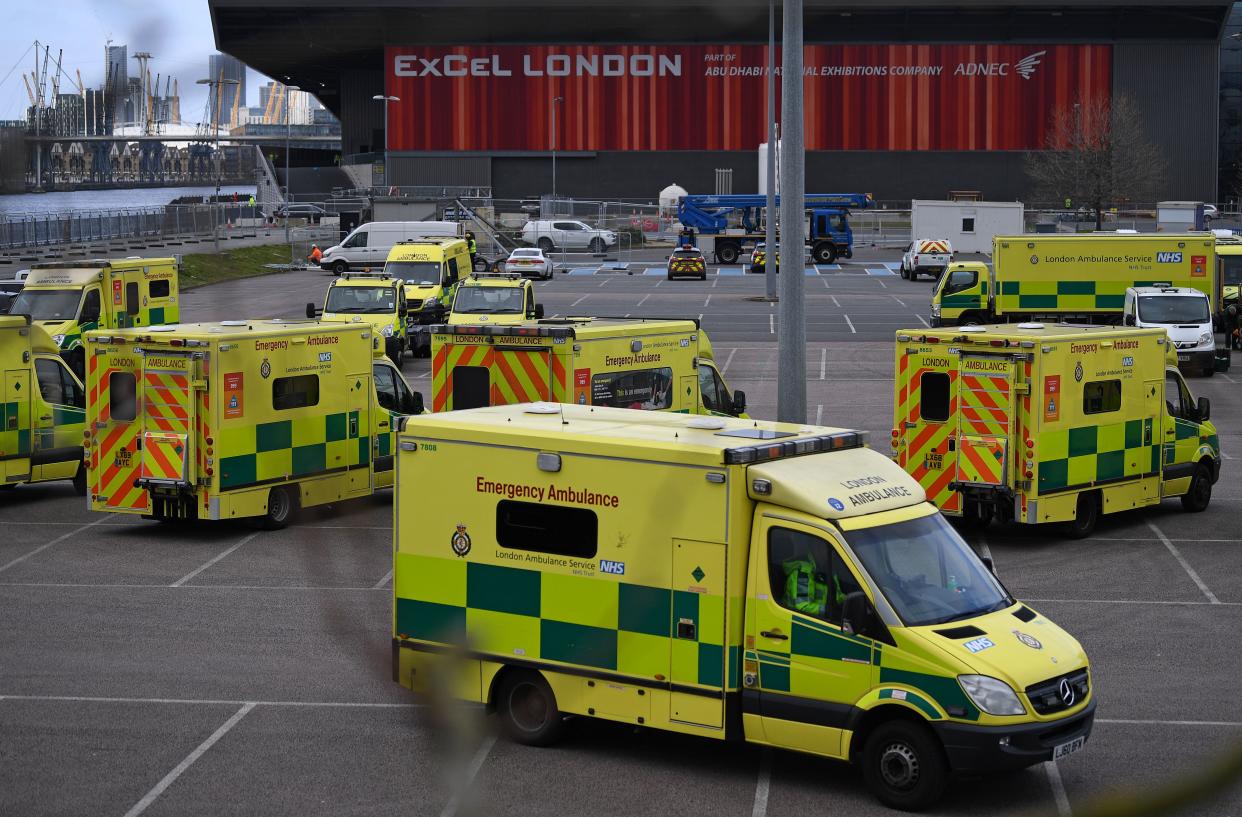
[935,597,1013,625]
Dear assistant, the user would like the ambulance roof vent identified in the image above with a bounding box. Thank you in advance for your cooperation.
[1017,322,1045,330]
[687,418,727,430]
[147,325,175,332]
[220,320,247,326]
[524,402,561,414]
[958,325,986,333]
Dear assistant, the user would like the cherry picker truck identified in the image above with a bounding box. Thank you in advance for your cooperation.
[676,193,874,265]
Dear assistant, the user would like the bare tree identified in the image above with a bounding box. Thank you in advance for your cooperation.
[1025,94,1167,230]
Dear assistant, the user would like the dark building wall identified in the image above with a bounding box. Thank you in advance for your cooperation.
[1114,41,1219,200]
[339,68,385,155]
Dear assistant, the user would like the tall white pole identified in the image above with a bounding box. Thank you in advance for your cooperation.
[777,0,806,423]
[765,0,778,301]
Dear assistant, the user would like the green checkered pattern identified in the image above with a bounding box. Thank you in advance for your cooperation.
[997,279,1181,313]
[395,554,730,689]
[940,280,988,311]
[1,400,32,461]
[1038,418,1158,494]
[218,411,365,490]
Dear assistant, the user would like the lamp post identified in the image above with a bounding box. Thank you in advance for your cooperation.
[285,83,301,243]
[372,94,399,190]
[551,96,564,202]
[197,76,239,251]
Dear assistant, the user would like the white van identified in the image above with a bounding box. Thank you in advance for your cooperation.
[319,221,461,274]
[1123,286,1217,376]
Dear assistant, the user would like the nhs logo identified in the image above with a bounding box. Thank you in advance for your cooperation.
[599,559,626,575]
[1156,252,1183,263]
[964,637,995,654]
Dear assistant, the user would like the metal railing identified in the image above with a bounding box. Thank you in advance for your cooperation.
[0,203,270,250]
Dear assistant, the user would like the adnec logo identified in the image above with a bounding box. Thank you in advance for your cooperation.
[1156,252,1183,263]
[1014,51,1046,80]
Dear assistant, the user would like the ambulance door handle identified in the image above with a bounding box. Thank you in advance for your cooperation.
[947,437,956,452]
[378,421,389,429]
[40,414,52,421]
[760,629,788,641]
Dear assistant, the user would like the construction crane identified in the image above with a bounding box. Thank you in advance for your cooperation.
[230,77,240,128]
[678,193,875,264]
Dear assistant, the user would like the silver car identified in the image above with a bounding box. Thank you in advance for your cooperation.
[504,248,554,280]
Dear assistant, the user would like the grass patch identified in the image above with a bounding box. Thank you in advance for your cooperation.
[178,244,295,290]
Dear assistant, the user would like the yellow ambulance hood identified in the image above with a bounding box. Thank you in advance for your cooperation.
[912,604,1088,691]
[748,447,926,520]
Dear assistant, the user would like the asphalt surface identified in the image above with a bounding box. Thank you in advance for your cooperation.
[3,246,1241,817]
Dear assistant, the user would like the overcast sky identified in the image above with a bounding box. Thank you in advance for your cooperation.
[2,0,273,123]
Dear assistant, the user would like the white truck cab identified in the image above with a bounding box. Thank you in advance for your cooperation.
[1123,286,1216,376]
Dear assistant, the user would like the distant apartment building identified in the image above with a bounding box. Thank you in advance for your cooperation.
[207,53,247,127]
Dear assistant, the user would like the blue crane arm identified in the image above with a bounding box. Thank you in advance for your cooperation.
[678,193,873,232]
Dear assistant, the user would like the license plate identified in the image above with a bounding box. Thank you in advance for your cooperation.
[1053,736,1085,760]
[1178,354,1190,362]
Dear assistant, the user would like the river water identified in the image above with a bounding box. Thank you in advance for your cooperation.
[0,185,258,216]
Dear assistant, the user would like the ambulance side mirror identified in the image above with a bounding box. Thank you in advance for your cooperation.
[404,391,425,415]
[732,390,747,415]
[534,304,545,319]
[305,302,320,319]
[982,556,996,575]
[1197,397,1211,422]
[1124,314,1136,326]
[841,591,870,636]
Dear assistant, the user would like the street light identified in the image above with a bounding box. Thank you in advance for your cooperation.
[196,76,239,201]
[551,96,564,202]
[285,83,301,243]
[372,94,399,189]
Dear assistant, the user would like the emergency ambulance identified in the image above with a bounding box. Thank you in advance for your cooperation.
[930,234,1219,328]
[0,315,86,492]
[307,272,408,363]
[384,237,473,356]
[391,405,1095,811]
[446,273,542,326]
[8,258,180,378]
[893,324,1219,537]
[1215,234,1242,347]
[83,320,422,528]
[430,317,745,418]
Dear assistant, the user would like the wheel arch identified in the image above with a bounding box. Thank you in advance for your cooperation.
[847,700,939,760]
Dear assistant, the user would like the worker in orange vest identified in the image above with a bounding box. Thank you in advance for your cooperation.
[308,244,323,266]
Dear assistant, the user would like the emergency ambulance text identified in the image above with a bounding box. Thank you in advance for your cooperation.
[476,476,620,508]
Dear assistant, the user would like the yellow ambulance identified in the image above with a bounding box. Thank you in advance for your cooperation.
[8,257,180,378]
[0,315,86,492]
[429,317,744,418]
[308,272,408,363]
[384,237,473,356]
[392,405,1095,810]
[83,320,422,527]
[892,323,1219,537]
[1216,234,1242,347]
[930,234,1218,328]
[446,273,542,327]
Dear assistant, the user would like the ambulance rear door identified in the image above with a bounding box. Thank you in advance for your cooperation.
[90,348,148,511]
[896,346,961,514]
[1,367,31,484]
[954,355,1019,491]
[136,350,197,493]
[432,336,558,411]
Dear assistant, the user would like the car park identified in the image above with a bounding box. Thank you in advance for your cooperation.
[520,219,616,253]
[666,246,707,280]
[503,247,554,279]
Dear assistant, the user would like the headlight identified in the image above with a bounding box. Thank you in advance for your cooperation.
[1199,331,1213,346]
[931,304,941,317]
[958,675,1026,716]
[380,325,394,337]
[51,334,65,345]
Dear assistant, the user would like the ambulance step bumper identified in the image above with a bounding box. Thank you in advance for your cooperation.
[932,700,1095,774]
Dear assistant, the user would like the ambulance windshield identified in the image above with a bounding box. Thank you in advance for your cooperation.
[387,261,441,283]
[844,512,1012,627]
[1137,295,1209,324]
[453,286,525,314]
[9,288,82,321]
[1220,255,1242,286]
[325,285,396,313]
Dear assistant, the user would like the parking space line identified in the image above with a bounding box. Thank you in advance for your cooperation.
[122,702,256,817]
[0,582,388,591]
[570,294,589,307]
[1098,717,1242,727]
[815,404,823,425]
[723,348,737,373]
[890,295,906,307]
[819,348,826,380]
[1147,520,1220,604]
[0,517,108,576]
[751,748,772,817]
[844,315,856,334]
[704,294,712,307]
[0,693,422,708]
[916,314,930,327]
[876,279,887,288]
[1043,762,1072,817]
[597,279,609,287]
[637,294,650,306]
[830,295,840,307]
[170,532,260,587]
[1024,597,1240,607]
[440,735,498,817]
[373,568,394,589]
[1220,374,1237,383]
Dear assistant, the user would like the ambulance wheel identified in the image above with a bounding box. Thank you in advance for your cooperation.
[1181,463,1213,513]
[261,485,298,530]
[960,312,985,327]
[861,719,948,811]
[72,464,87,497]
[497,670,563,747]
[1063,491,1099,539]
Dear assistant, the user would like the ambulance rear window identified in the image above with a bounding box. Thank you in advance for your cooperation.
[920,372,950,422]
[272,375,320,410]
[149,279,170,299]
[109,372,137,421]
[1083,380,1121,415]
[496,500,598,558]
